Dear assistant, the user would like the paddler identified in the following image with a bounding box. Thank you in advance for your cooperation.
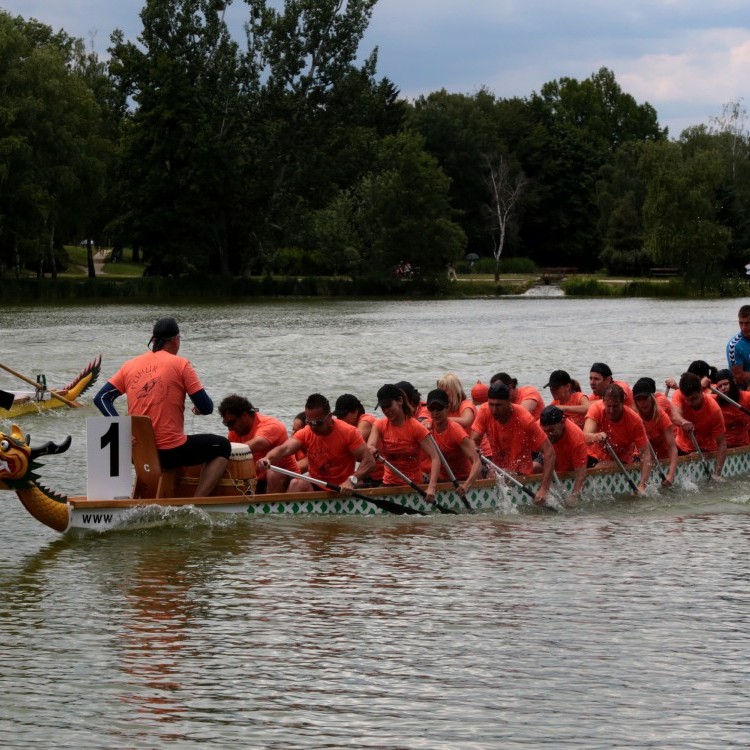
[93,316,231,497]
[671,373,727,479]
[583,383,651,495]
[588,362,633,408]
[470,381,555,505]
[544,369,590,428]
[711,369,750,447]
[423,388,481,496]
[490,372,544,420]
[538,405,588,506]
[631,378,678,487]
[256,393,374,493]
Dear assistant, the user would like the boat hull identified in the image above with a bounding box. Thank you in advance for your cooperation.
[0,357,101,419]
[60,446,748,533]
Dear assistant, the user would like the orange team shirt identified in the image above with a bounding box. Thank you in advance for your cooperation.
[552,391,588,428]
[514,385,544,420]
[711,391,750,448]
[292,418,365,485]
[654,391,674,421]
[374,416,430,484]
[357,413,384,481]
[552,420,589,472]
[414,402,431,424]
[449,398,477,435]
[585,401,648,464]
[638,406,674,459]
[228,412,298,480]
[109,349,202,450]
[589,380,634,409]
[471,403,546,475]
[672,390,726,453]
[423,420,474,480]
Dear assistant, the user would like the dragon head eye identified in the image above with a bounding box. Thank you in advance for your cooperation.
[0,440,9,451]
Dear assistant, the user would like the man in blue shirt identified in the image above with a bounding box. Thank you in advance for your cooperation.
[726,304,750,387]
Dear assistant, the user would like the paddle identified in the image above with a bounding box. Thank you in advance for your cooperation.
[603,439,640,494]
[374,451,458,514]
[646,439,669,484]
[267,464,425,516]
[478,454,557,512]
[710,386,750,417]
[0,389,15,411]
[0,362,81,408]
[426,433,474,512]
[688,430,712,479]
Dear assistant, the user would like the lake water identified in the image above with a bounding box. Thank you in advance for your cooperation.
[2,297,750,749]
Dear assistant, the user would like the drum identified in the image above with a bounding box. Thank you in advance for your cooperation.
[228,442,256,480]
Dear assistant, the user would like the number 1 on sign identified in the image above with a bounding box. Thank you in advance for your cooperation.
[87,416,132,499]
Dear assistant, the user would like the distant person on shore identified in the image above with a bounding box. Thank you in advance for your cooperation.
[447,262,458,281]
[726,304,750,388]
[94,316,231,497]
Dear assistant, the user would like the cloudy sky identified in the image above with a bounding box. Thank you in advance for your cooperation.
[2,0,749,136]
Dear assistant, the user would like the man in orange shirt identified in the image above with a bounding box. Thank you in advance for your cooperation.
[584,383,651,494]
[471,382,555,504]
[257,393,375,492]
[589,362,633,408]
[671,372,727,479]
[490,372,544,420]
[539,405,587,505]
[94,317,231,497]
[218,394,298,494]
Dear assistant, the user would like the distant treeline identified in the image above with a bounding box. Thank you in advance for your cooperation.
[1,1,748,292]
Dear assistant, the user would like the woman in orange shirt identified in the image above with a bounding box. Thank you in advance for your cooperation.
[544,369,590,428]
[436,373,476,433]
[368,383,441,503]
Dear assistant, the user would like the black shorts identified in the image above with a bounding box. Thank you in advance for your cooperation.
[158,434,231,470]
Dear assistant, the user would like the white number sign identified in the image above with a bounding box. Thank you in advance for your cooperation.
[87,417,132,499]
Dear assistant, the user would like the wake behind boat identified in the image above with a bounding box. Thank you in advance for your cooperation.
[0,356,101,418]
[0,415,745,534]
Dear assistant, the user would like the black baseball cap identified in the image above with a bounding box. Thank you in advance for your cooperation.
[426,388,450,409]
[544,370,572,389]
[540,405,565,426]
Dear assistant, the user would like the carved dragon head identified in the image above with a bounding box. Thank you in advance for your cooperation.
[0,426,33,488]
[0,426,71,490]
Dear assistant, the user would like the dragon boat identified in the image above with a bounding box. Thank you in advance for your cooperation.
[0,356,101,419]
[1,415,748,534]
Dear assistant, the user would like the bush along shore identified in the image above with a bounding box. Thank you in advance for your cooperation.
[0,273,746,302]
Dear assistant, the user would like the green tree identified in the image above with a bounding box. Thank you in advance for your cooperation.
[347,131,467,275]
[0,12,109,278]
[108,0,247,276]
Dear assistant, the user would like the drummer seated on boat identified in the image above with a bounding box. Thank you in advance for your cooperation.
[93,316,231,497]
[256,393,375,493]
[470,381,555,504]
[218,394,298,494]
[539,405,587,506]
[670,372,727,480]
[583,383,651,495]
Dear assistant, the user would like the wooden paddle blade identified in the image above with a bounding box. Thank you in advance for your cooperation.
[0,389,15,411]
